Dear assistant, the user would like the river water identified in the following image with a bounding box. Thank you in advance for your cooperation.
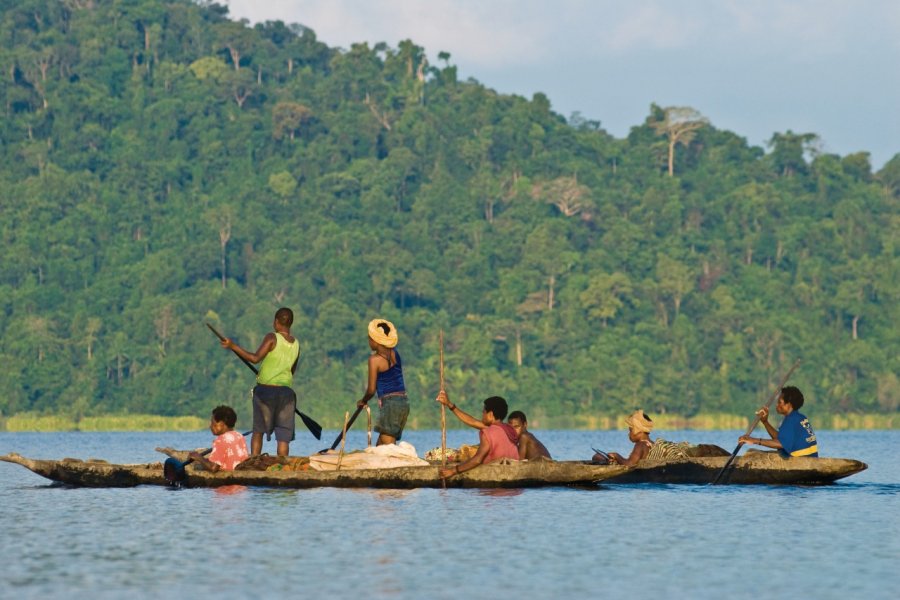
[0,429,897,599]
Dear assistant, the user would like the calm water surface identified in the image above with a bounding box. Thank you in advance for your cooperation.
[1,429,897,599]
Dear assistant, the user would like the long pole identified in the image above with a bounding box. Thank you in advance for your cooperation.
[337,411,349,471]
[712,359,800,484]
[440,329,446,469]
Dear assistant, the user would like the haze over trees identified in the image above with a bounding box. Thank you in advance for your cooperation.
[0,0,897,428]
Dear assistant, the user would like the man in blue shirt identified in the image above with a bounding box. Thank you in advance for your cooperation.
[739,386,819,457]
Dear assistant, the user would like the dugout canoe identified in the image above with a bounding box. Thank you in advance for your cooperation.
[599,451,867,485]
[0,453,629,489]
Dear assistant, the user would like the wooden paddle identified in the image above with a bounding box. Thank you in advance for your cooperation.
[591,447,611,464]
[711,359,800,484]
[206,323,323,440]
[320,404,364,453]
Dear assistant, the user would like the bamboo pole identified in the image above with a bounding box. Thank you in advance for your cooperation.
[337,411,349,471]
[365,405,372,448]
[440,329,446,468]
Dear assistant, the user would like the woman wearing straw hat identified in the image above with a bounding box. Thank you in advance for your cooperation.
[357,318,410,446]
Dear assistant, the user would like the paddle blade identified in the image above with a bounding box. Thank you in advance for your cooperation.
[298,410,323,440]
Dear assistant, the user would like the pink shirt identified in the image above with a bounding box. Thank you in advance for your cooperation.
[207,430,249,471]
[480,423,519,463]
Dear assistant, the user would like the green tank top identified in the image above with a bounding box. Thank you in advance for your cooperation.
[257,332,299,387]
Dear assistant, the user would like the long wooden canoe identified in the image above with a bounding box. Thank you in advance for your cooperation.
[0,453,629,489]
[600,451,867,485]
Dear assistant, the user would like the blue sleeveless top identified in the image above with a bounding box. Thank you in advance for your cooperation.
[375,349,406,397]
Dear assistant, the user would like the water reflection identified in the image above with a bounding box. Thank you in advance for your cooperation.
[213,484,248,496]
[253,487,301,506]
[474,488,524,498]
[344,488,420,500]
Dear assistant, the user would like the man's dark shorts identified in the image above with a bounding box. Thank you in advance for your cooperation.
[376,394,409,440]
[253,385,296,443]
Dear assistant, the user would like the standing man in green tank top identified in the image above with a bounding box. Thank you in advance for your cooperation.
[219,308,300,457]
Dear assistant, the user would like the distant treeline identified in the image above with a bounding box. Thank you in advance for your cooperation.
[0,0,898,428]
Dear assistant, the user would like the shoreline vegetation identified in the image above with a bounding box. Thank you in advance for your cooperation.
[0,412,895,432]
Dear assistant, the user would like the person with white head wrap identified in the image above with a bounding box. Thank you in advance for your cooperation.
[367,318,398,348]
[356,318,410,446]
[625,409,654,434]
[606,409,655,466]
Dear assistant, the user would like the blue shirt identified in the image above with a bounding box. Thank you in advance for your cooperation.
[778,410,818,457]
[375,349,406,397]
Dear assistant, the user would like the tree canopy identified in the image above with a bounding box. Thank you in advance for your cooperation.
[1,0,897,428]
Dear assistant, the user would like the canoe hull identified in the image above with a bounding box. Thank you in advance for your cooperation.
[0,453,628,489]
[601,452,867,485]
[1,452,866,488]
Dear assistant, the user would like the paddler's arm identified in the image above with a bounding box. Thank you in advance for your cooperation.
[221,332,276,364]
[739,406,782,448]
[439,431,491,478]
[756,406,779,440]
[357,353,383,408]
[609,440,650,466]
[436,390,485,430]
[739,435,783,450]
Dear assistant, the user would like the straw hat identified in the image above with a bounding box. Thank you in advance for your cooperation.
[367,318,398,348]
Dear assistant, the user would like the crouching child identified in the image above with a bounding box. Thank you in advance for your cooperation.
[188,405,250,472]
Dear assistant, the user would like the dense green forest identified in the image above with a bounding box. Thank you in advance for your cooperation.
[1,0,898,430]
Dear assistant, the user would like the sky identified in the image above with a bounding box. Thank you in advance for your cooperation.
[223,0,900,168]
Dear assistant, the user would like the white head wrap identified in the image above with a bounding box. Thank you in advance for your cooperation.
[367,318,398,348]
[625,409,653,434]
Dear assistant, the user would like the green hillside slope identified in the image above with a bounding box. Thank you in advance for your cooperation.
[1,0,897,429]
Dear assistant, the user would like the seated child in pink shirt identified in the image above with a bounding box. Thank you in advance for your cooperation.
[189,405,249,472]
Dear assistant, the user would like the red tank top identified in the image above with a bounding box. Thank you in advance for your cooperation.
[481,423,519,463]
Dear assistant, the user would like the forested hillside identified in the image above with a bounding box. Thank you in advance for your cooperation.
[1,0,898,429]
